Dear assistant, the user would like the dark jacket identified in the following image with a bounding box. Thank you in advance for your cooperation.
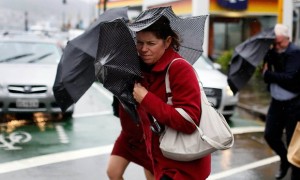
[264,43,300,93]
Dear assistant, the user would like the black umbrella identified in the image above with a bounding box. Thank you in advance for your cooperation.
[227,28,275,94]
[53,7,129,112]
[128,6,208,65]
[93,7,207,121]
[54,6,208,122]
[95,18,142,122]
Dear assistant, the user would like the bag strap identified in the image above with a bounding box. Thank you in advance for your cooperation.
[166,58,206,105]
[165,58,186,105]
[166,58,233,150]
[165,58,184,94]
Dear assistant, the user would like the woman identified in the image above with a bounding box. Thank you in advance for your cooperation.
[132,16,211,179]
[107,96,154,180]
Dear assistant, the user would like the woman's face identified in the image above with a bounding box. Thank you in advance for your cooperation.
[136,31,171,65]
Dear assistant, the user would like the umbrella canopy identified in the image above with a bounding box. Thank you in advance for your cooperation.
[54,6,208,122]
[227,27,275,94]
[91,7,207,122]
[95,18,142,122]
[53,7,129,112]
[128,6,208,65]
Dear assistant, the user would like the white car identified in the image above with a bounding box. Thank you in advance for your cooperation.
[193,56,238,120]
[0,32,73,120]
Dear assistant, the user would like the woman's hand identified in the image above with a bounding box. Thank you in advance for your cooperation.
[133,83,148,103]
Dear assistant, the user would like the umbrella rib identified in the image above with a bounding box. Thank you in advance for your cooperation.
[180,45,203,52]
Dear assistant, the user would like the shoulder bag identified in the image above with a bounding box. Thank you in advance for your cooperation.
[159,58,234,161]
[287,122,300,167]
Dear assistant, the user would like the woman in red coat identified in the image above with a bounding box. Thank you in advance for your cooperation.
[132,16,211,179]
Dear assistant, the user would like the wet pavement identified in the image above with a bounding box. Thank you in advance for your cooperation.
[237,76,270,119]
[0,123,291,180]
[0,81,293,180]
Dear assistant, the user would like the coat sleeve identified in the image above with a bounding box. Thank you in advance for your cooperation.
[263,48,300,93]
[140,60,201,134]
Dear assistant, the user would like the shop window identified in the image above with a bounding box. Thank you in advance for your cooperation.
[213,22,242,56]
[212,17,275,58]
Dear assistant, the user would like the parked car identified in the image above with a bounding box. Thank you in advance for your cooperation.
[193,55,238,120]
[0,32,74,120]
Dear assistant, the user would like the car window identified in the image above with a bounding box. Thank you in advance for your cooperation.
[0,42,61,64]
[193,56,215,70]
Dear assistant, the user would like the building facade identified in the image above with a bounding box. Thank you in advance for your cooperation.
[294,0,300,46]
[101,0,295,58]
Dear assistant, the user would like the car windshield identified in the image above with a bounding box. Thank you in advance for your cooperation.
[193,56,215,70]
[0,42,61,64]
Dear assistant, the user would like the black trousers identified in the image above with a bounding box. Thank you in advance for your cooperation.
[264,96,300,179]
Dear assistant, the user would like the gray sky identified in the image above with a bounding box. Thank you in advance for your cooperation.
[0,0,100,31]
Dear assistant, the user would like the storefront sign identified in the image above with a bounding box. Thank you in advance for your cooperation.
[217,0,248,10]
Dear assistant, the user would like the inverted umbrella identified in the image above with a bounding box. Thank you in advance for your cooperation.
[53,7,129,111]
[94,7,208,121]
[95,18,142,122]
[54,6,208,122]
[128,6,208,65]
[227,27,275,94]
[93,7,207,121]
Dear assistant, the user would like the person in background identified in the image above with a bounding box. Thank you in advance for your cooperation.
[263,23,300,180]
[132,16,211,180]
[107,96,154,180]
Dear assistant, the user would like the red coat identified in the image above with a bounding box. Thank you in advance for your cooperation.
[111,102,153,173]
[137,48,211,180]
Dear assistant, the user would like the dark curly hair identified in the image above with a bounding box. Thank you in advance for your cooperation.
[139,16,181,51]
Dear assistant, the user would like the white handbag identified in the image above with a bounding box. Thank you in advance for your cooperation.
[159,58,234,161]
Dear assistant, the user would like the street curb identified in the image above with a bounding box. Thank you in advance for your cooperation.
[237,102,268,119]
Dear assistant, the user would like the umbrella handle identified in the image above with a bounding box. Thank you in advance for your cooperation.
[150,118,162,134]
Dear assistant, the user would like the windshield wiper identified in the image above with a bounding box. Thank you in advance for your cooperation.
[28,52,54,63]
[0,53,34,63]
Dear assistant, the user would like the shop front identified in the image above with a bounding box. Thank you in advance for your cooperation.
[104,0,284,58]
[208,0,277,58]
[294,0,300,46]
